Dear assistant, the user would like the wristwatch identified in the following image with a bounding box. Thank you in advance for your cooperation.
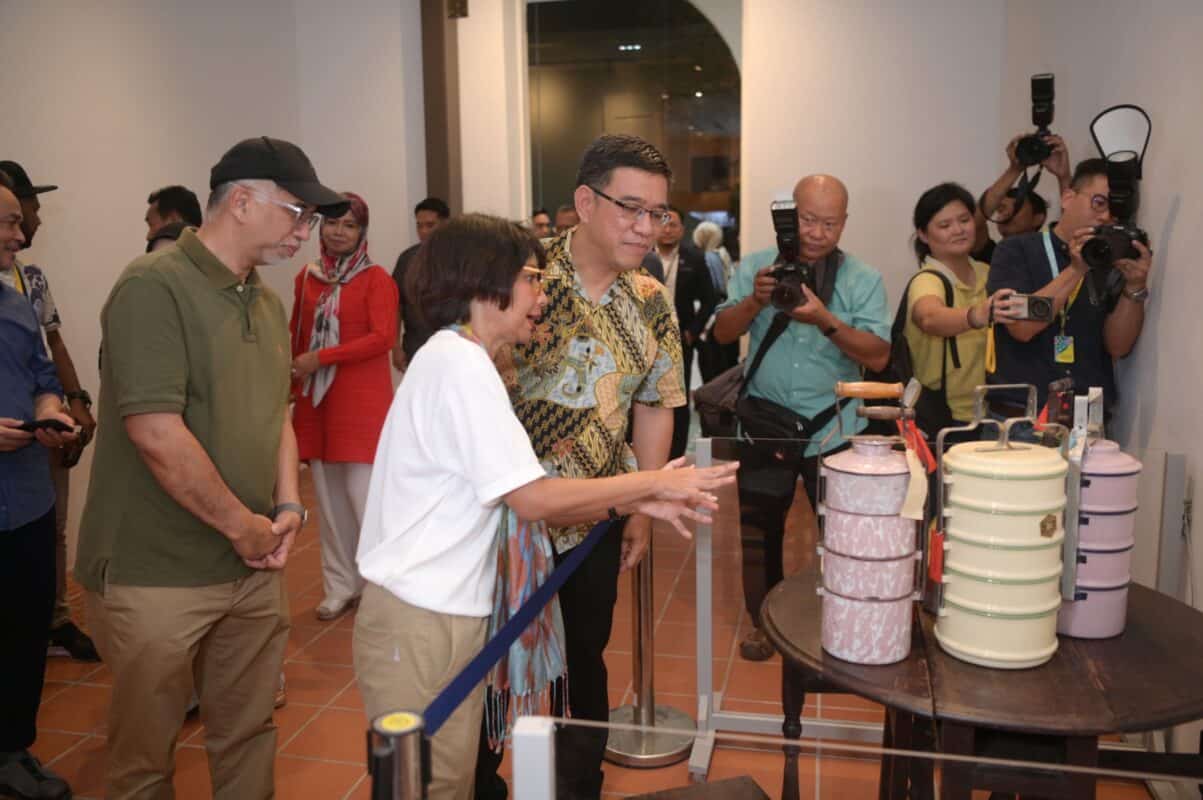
[1123,287,1150,302]
[66,390,92,408]
[271,503,309,525]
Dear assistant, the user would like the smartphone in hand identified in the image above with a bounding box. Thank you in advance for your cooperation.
[18,418,78,434]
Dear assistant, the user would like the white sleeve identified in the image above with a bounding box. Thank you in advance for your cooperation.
[443,354,547,506]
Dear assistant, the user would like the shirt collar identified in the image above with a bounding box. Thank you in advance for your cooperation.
[556,228,633,307]
[176,228,262,290]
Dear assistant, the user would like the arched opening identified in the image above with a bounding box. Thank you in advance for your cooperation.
[527,0,742,255]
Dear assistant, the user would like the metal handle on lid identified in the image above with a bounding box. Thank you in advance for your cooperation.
[835,381,905,400]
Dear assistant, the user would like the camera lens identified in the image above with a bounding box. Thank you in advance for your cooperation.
[1015,134,1051,168]
[1081,236,1112,270]
[771,283,800,311]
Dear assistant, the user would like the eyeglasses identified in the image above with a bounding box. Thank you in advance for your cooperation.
[244,186,321,230]
[798,213,844,235]
[1086,193,1110,212]
[588,186,672,227]
[520,265,546,287]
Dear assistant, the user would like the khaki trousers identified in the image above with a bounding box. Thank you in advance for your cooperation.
[85,569,290,800]
[353,582,488,800]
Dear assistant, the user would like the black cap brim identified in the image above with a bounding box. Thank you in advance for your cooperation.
[277,179,350,218]
[19,184,58,198]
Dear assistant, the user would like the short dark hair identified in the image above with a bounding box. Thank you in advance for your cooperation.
[666,205,684,223]
[414,196,451,219]
[532,208,550,219]
[912,182,976,263]
[555,204,577,217]
[1004,186,1048,217]
[575,133,672,191]
[406,213,546,332]
[1070,158,1108,191]
[147,185,202,227]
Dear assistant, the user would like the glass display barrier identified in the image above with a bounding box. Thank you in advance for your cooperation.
[504,716,1199,799]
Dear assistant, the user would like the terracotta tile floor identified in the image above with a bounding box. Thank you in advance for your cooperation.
[33,471,1153,799]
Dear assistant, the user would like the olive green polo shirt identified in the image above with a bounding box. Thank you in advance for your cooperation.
[75,230,291,590]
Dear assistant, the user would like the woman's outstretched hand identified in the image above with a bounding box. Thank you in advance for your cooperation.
[631,457,739,540]
[652,457,739,502]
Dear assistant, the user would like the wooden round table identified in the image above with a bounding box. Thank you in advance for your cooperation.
[761,570,1203,799]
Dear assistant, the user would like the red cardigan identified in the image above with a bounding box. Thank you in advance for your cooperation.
[289,264,399,463]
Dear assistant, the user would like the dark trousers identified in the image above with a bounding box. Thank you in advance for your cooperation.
[476,520,625,800]
[670,342,695,461]
[696,336,739,385]
[737,441,822,628]
[0,508,56,751]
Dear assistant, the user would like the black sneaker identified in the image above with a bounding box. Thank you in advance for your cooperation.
[0,750,72,799]
[47,621,101,662]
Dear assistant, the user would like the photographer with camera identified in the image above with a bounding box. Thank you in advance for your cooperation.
[971,133,1068,263]
[713,174,890,661]
[903,183,1022,433]
[987,158,1152,417]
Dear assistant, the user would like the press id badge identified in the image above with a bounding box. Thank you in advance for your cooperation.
[1054,334,1075,364]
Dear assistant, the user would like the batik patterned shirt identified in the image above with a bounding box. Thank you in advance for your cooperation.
[498,230,686,553]
[0,259,61,336]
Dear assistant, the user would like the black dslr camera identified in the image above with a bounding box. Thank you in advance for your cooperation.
[768,200,815,311]
[1015,74,1056,167]
[1081,153,1150,270]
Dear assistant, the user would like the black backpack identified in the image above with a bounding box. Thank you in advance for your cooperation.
[864,269,961,436]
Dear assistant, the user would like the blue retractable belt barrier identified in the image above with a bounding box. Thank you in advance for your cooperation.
[422,520,612,736]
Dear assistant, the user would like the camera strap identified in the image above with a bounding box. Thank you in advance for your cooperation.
[814,249,843,306]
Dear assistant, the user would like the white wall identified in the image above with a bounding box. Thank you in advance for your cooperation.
[457,0,532,220]
[740,0,1006,303]
[0,0,425,556]
[1003,0,1203,605]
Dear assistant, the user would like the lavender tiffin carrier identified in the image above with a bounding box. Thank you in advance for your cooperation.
[1057,440,1142,639]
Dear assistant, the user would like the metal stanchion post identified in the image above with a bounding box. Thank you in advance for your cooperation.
[605,546,696,767]
[367,711,428,799]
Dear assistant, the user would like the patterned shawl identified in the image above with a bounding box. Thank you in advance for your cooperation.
[483,507,568,749]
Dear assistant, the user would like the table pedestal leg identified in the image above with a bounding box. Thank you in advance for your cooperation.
[939,722,975,800]
[1062,735,1099,800]
[781,662,806,800]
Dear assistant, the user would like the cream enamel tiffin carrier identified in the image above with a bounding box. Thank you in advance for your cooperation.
[815,380,927,666]
[930,385,1070,670]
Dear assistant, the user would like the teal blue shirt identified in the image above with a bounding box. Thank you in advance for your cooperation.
[719,248,891,456]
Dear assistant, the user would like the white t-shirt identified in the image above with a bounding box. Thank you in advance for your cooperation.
[356,330,547,617]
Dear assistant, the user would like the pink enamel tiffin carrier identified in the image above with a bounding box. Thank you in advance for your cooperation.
[818,438,919,665]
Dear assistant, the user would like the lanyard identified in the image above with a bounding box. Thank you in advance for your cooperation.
[10,263,27,296]
[1042,230,1082,334]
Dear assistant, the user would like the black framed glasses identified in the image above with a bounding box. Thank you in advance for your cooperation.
[588,186,672,227]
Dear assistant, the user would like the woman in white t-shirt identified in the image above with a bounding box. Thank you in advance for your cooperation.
[353,214,737,800]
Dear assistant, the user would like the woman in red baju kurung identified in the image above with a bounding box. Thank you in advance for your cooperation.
[289,192,398,620]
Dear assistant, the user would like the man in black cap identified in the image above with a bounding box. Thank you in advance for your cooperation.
[75,137,346,799]
[0,160,100,663]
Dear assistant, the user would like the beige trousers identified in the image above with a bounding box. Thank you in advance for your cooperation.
[310,459,371,607]
[353,582,488,800]
[86,569,290,800]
